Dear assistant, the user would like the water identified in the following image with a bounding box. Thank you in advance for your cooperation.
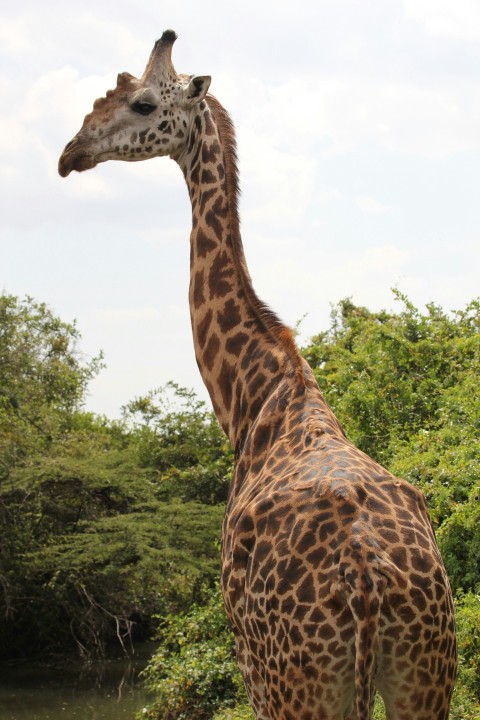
[0,650,153,720]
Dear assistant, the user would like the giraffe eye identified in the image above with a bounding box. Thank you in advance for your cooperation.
[131,101,157,116]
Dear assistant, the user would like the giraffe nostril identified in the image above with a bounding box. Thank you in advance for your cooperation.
[63,139,75,152]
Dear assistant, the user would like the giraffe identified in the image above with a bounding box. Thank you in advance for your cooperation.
[58,31,457,720]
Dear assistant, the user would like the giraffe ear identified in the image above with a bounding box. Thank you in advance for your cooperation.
[182,75,211,106]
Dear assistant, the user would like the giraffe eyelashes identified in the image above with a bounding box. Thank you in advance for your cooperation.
[131,101,157,116]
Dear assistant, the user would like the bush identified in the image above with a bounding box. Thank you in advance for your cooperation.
[124,383,233,505]
[212,706,254,720]
[139,585,247,720]
[456,593,480,704]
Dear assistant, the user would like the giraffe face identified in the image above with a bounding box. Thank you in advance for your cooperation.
[58,34,211,177]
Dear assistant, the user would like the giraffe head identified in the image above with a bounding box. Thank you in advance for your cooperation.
[58,30,211,177]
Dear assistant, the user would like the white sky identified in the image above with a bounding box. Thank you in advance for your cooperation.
[2,0,479,417]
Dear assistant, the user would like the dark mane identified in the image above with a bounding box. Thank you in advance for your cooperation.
[205,94,303,380]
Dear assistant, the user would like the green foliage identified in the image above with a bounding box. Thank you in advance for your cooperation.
[7,499,222,659]
[0,404,224,659]
[303,293,479,460]
[0,294,102,469]
[139,585,247,720]
[0,296,228,660]
[212,706,255,720]
[371,696,386,719]
[436,488,480,595]
[455,593,480,698]
[447,592,480,719]
[124,383,233,505]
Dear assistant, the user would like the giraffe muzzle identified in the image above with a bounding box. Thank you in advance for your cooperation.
[58,139,97,177]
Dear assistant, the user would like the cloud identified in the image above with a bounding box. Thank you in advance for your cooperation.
[225,70,480,163]
[316,189,343,205]
[239,125,317,232]
[0,15,31,54]
[403,0,480,41]
[359,244,409,272]
[0,117,26,157]
[96,306,162,324]
[355,195,391,215]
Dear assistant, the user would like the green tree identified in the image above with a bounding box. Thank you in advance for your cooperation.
[0,296,226,660]
[124,382,233,505]
[1,407,224,659]
[0,294,102,470]
[0,295,103,655]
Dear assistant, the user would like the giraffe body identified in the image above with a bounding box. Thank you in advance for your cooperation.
[223,363,456,719]
[58,31,457,720]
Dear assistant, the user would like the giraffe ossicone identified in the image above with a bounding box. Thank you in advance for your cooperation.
[59,30,457,720]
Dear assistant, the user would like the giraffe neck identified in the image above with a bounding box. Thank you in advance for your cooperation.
[176,96,304,451]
